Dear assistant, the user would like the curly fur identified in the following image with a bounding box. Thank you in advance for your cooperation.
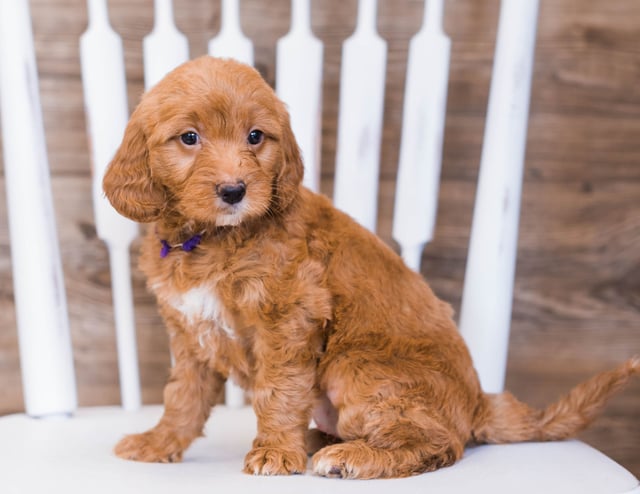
[103,56,639,479]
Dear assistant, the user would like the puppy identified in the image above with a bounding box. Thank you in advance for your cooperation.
[104,56,639,479]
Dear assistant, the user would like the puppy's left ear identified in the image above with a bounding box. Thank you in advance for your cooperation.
[274,112,304,211]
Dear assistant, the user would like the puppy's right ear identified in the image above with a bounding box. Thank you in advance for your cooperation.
[103,115,166,222]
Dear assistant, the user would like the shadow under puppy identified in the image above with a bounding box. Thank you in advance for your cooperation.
[103,55,639,479]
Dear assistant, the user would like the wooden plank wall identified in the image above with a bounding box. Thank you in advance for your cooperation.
[0,0,638,476]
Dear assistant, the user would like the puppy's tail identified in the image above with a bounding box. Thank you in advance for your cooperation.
[471,357,639,444]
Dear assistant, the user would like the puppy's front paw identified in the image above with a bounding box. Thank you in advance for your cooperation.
[114,430,184,463]
[243,446,307,475]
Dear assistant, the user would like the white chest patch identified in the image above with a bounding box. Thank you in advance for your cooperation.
[169,285,235,339]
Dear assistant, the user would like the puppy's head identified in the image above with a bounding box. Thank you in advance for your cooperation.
[103,56,303,226]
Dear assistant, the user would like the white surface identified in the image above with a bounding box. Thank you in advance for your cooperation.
[143,0,190,90]
[458,0,540,393]
[0,406,637,494]
[333,0,387,231]
[392,0,450,272]
[208,0,254,65]
[80,0,141,410]
[276,0,324,192]
[0,0,77,417]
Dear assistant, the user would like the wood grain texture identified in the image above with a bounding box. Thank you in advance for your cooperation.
[0,0,638,476]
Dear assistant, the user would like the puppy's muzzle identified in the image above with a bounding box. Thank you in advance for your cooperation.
[217,182,246,205]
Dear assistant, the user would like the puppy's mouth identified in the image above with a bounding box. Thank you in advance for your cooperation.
[215,207,245,227]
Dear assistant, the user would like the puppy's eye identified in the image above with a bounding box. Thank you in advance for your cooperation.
[180,131,200,146]
[247,129,264,146]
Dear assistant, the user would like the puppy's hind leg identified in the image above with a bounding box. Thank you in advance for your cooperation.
[305,428,342,456]
[311,400,464,479]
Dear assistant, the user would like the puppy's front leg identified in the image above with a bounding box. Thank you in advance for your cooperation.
[114,331,225,463]
[244,346,316,475]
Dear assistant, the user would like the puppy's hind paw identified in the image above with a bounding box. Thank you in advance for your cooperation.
[312,441,377,479]
[312,447,349,479]
[114,430,184,463]
[243,446,307,476]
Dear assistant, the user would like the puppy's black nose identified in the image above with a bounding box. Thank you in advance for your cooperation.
[217,183,246,205]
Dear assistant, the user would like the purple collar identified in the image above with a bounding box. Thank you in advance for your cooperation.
[159,233,203,258]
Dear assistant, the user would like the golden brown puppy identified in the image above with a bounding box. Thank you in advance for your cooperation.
[104,56,638,479]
